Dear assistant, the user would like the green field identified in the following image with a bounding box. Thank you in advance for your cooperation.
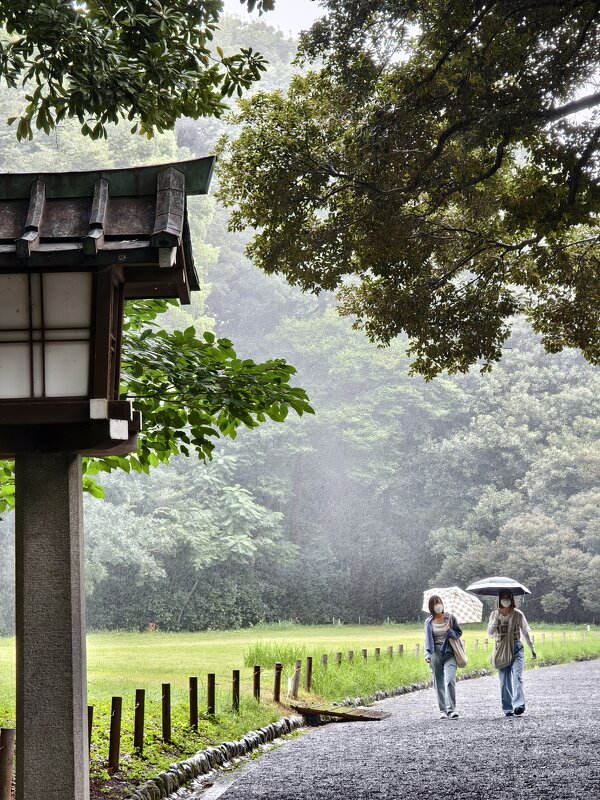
[1,622,598,799]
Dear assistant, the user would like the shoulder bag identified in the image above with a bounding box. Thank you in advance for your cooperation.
[490,611,515,669]
[447,615,468,668]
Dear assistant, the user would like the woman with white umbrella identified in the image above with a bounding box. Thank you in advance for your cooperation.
[423,594,463,719]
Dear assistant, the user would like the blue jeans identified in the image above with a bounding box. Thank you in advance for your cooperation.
[498,641,525,712]
[430,647,456,713]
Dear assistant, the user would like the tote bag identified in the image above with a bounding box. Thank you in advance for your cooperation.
[449,635,468,668]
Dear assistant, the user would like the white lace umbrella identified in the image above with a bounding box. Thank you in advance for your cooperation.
[422,586,483,623]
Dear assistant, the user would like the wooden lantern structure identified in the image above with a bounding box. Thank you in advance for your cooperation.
[1,158,215,800]
[0,157,214,456]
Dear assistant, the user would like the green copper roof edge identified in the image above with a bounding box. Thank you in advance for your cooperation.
[0,156,216,200]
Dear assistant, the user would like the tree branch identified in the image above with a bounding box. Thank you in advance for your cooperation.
[543,91,600,121]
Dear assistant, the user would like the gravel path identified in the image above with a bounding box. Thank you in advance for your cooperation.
[201,660,600,799]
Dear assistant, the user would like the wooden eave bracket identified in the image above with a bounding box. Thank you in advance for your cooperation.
[83,178,109,255]
[151,167,185,249]
[16,179,45,258]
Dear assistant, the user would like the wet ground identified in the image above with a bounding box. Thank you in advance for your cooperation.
[191,660,600,799]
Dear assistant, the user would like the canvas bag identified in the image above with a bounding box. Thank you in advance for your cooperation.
[490,611,515,669]
[446,614,468,668]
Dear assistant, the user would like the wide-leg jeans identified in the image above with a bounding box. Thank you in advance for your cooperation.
[497,641,525,712]
[430,647,457,713]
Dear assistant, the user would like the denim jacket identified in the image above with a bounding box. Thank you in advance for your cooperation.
[424,613,463,660]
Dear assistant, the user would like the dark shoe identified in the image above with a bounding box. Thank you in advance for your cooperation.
[505,711,514,717]
[514,706,525,716]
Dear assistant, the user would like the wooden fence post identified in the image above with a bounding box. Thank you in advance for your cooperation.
[134,689,145,754]
[336,652,342,666]
[0,728,16,800]
[541,633,545,645]
[398,644,404,656]
[473,639,478,652]
[413,644,420,658]
[375,647,381,659]
[362,649,368,661]
[305,657,313,692]
[207,673,216,715]
[321,653,328,669]
[253,666,261,702]
[108,696,122,773]
[348,650,354,663]
[189,678,198,730]
[387,645,394,658]
[87,706,94,756]
[274,663,283,703]
[291,660,301,699]
[232,670,240,712]
[162,683,171,742]
[484,638,489,651]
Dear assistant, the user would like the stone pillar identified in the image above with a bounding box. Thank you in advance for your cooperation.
[15,453,89,800]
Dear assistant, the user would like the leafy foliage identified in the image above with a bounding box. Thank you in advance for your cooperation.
[0,1,270,140]
[217,0,600,377]
[0,301,313,512]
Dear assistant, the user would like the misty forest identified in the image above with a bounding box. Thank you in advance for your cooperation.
[0,14,598,636]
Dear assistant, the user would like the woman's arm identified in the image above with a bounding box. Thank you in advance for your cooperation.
[487,610,500,637]
[447,615,462,639]
[424,619,433,662]
[519,612,536,656]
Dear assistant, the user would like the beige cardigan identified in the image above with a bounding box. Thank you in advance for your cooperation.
[487,608,534,652]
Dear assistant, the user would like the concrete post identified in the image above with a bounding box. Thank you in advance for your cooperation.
[15,453,89,800]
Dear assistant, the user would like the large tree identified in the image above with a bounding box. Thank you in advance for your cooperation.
[218,0,600,378]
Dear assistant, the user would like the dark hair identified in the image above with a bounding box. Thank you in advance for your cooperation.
[498,591,516,609]
[428,595,443,615]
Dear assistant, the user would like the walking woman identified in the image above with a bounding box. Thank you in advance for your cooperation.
[424,595,463,719]
[488,590,536,716]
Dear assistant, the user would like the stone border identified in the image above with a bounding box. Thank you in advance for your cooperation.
[333,667,492,708]
[127,715,303,800]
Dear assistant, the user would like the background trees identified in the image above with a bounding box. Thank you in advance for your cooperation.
[0,12,598,632]
[217,0,600,378]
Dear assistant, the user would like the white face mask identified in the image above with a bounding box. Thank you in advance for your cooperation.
[433,604,444,614]
[500,599,512,608]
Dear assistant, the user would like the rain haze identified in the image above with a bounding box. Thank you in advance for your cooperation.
[0,3,598,800]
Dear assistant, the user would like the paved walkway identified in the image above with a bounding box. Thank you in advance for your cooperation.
[198,660,600,799]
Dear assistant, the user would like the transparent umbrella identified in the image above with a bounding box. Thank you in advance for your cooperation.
[422,586,483,623]
[466,576,531,597]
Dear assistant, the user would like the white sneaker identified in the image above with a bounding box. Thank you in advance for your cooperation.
[439,711,448,719]
[449,711,459,719]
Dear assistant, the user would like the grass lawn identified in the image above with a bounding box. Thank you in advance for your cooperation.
[0,621,598,798]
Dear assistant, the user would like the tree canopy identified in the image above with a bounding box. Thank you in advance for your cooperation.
[217,0,600,378]
[0,1,274,140]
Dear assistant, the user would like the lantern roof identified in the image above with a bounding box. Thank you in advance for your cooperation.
[0,156,215,303]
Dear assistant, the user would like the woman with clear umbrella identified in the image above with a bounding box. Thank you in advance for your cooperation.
[468,578,537,717]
